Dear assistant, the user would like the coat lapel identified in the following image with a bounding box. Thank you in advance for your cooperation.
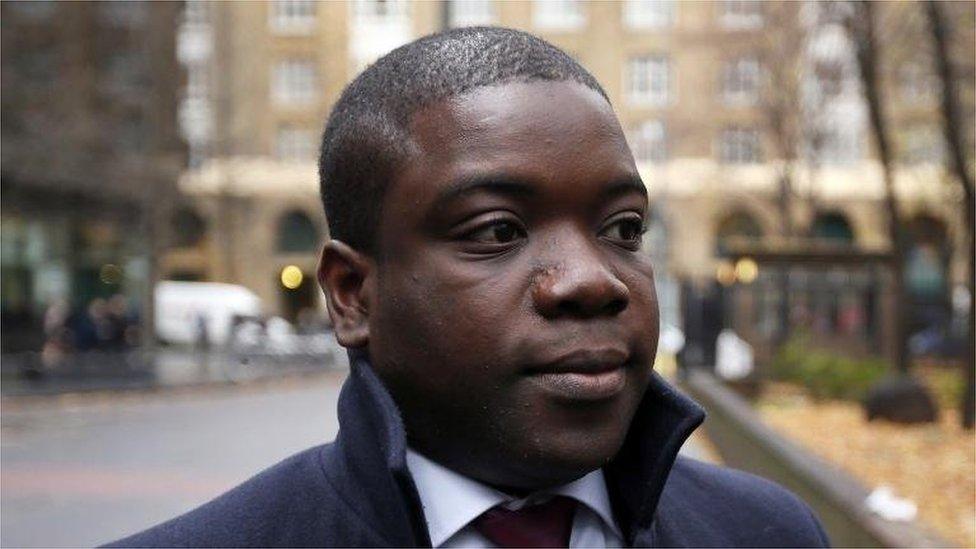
[328,349,432,546]
[331,350,705,548]
[605,373,706,546]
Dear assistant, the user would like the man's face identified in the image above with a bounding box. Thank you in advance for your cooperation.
[368,81,658,490]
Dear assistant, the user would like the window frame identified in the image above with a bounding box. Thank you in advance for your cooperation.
[719,0,763,30]
[721,56,761,106]
[532,0,587,31]
[269,0,317,34]
[448,0,495,27]
[626,55,672,107]
[629,119,668,164]
[718,127,762,164]
[622,0,674,30]
[270,58,319,107]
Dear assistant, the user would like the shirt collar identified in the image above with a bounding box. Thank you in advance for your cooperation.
[553,467,623,539]
[406,449,622,547]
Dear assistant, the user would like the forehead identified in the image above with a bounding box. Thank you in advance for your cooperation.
[390,80,637,210]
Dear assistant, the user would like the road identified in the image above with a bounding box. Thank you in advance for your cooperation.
[1,373,347,548]
[1,369,710,548]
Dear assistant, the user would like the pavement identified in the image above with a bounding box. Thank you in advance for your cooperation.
[1,373,348,547]
[1,361,711,548]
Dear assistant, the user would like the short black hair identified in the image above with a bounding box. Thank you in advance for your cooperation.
[318,26,609,255]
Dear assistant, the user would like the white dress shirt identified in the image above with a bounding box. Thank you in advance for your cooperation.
[406,450,624,548]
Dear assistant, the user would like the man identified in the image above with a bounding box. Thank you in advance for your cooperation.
[110,27,829,547]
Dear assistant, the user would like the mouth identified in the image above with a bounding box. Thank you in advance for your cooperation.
[525,348,630,402]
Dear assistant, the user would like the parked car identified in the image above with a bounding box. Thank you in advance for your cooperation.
[155,281,262,346]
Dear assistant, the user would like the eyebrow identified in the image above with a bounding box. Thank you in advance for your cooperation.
[428,174,539,214]
[435,174,537,203]
[431,173,648,213]
[601,175,648,200]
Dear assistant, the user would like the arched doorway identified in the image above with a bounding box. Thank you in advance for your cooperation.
[276,210,319,254]
[811,211,854,244]
[715,209,763,256]
[171,207,207,248]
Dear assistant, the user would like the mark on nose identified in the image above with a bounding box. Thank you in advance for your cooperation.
[532,261,629,319]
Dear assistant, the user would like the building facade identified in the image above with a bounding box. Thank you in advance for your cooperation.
[1,1,186,352]
[168,0,974,363]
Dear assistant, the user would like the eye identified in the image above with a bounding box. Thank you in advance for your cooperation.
[466,220,527,244]
[600,214,645,249]
[454,215,528,257]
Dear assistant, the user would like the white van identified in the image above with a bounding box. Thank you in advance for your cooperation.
[155,281,262,345]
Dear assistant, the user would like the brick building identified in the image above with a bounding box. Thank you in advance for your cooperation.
[166,0,973,363]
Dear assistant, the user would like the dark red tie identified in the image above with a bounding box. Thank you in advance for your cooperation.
[472,495,578,548]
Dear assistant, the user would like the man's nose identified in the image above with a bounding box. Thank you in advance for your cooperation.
[531,235,630,319]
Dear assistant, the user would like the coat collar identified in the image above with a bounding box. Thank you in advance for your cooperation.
[332,349,705,547]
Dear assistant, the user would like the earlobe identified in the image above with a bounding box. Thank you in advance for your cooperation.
[317,240,373,348]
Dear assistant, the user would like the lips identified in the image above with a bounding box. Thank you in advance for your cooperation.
[526,348,630,402]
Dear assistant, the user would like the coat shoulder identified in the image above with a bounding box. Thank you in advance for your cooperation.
[104,444,369,548]
[657,456,830,547]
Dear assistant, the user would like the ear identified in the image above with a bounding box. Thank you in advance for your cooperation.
[317,239,374,348]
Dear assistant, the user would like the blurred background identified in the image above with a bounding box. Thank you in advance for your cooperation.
[1,1,973,547]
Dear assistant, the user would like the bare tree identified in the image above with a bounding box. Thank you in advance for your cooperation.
[845,1,911,374]
[924,0,975,429]
[754,2,806,346]
[757,2,804,237]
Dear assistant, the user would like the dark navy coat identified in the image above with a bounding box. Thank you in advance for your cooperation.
[109,352,830,547]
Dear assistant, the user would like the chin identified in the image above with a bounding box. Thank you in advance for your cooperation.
[504,422,631,490]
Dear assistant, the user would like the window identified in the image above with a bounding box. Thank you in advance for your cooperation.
[719,128,761,164]
[271,59,318,106]
[185,65,208,102]
[269,0,316,33]
[183,0,209,25]
[99,1,149,27]
[352,0,410,24]
[103,51,149,95]
[178,20,212,64]
[180,62,212,150]
[721,57,760,105]
[816,125,863,166]
[179,96,212,148]
[627,56,671,106]
[629,120,667,163]
[902,126,944,165]
[8,0,56,20]
[533,0,586,30]
[275,126,317,161]
[117,113,147,153]
[720,0,762,29]
[448,0,494,27]
[623,0,674,29]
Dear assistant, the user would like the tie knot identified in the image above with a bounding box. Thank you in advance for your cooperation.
[473,495,578,548]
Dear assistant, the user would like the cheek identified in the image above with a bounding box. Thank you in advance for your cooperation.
[620,262,660,340]
[373,257,528,366]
